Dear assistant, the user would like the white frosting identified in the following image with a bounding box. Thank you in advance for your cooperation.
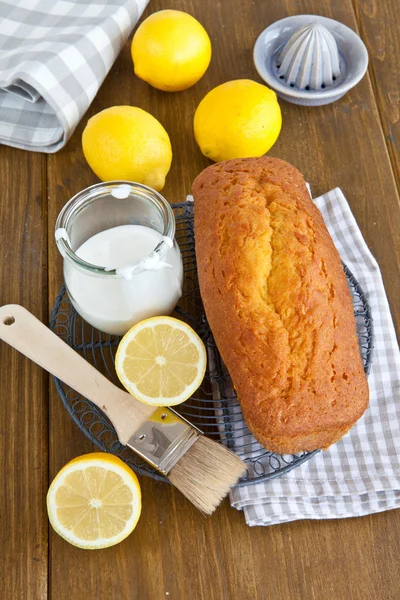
[111,184,131,199]
[55,227,71,245]
[64,224,183,335]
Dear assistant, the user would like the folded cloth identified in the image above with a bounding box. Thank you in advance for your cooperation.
[225,187,400,526]
[0,0,148,152]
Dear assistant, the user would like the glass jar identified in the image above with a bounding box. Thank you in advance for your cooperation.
[55,181,183,336]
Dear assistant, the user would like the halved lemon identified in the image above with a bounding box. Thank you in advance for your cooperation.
[47,453,141,549]
[115,316,207,406]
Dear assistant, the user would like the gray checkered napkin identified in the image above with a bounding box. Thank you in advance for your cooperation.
[224,188,400,526]
[0,0,148,152]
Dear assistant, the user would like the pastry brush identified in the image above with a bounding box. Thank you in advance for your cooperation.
[0,305,245,514]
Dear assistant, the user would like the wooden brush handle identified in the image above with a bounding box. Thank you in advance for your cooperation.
[0,304,155,444]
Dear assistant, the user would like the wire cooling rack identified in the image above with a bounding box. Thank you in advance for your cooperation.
[50,201,374,486]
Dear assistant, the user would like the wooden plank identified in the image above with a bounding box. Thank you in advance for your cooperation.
[354,0,400,188]
[46,0,400,599]
[0,147,48,599]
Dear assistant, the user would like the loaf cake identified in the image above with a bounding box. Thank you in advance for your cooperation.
[193,157,369,454]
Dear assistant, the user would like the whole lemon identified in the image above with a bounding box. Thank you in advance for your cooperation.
[194,79,282,162]
[82,106,172,191]
[131,10,211,92]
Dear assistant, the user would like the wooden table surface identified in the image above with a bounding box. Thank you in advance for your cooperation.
[1,0,399,598]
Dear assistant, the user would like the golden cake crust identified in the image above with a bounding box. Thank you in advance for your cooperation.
[193,157,369,454]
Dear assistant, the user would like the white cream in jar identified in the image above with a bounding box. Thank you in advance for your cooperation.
[55,182,184,336]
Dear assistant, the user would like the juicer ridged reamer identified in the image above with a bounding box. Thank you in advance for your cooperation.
[277,24,341,91]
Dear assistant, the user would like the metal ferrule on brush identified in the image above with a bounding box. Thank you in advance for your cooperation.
[126,407,202,476]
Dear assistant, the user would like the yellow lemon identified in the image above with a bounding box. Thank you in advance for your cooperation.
[131,10,211,92]
[47,453,141,550]
[82,106,172,191]
[115,316,207,406]
[194,79,282,162]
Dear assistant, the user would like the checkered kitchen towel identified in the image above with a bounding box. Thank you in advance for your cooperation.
[226,188,400,526]
[0,0,148,152]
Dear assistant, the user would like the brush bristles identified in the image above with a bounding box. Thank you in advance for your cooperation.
[168,436,246,515]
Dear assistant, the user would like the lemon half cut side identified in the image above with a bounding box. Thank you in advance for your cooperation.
[115,316,207,406]
[47,453,142,550]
